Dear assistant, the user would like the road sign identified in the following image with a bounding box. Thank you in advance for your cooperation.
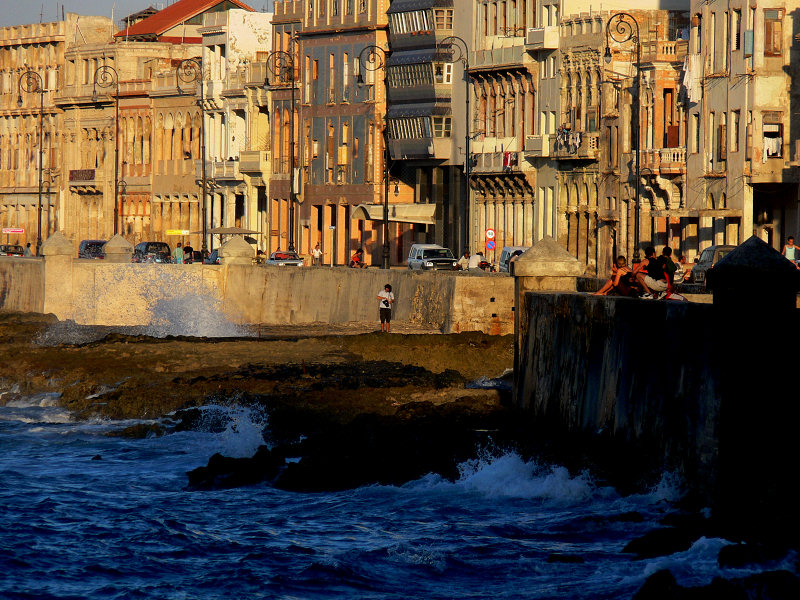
[2,228,24,234]
[486,240,496,251]
[166,229,190,235]
[485,228,496,240]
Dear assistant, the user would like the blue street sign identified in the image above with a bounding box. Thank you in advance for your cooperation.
[486,240,496,251]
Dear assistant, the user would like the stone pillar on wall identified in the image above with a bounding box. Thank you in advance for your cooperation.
[512,235,584,402]
[707,236,800,542]
[219,235,254,266]
[103,234,133,263]
[41,231,74,321]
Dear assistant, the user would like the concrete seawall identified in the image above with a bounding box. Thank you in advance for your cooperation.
[515,292,719,496]
[0,257,44,314]
[0,257,514,334]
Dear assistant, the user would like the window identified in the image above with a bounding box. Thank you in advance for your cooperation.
[692,13,702,54]
[432,117,452,137]
[731,110,740,153]
[718,113,727,161]
[342,53,350,101]
[691,113,699,153]
[763,113,783,159]
[434,8,453,29]
[331,0,338,16]
[433,62,453,84]
[328,54,335,103]
[764,9,783,56]
[732,10,741,51]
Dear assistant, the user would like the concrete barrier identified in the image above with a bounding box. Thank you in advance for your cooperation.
[0,252,514,335]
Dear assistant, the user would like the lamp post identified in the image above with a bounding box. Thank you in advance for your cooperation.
[17,70,45,255]
[437,36,471,253]
[177,58,209,254]
[605,12,641,261]
[92,65,120,237]
[358,45,390,269]
[266,42,299,252]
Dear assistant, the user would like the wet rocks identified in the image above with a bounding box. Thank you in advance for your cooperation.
[633,568,800,600]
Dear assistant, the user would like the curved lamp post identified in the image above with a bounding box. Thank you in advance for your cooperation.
[605,12,641,261]
[436,36,471,253]
[358,45,390,269]
[266,45,298,252]
[177,58,209,253]
[17,70,45,255]
[92,65,120,237]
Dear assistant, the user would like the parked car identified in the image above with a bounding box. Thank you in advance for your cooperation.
[407,244,457,270]
[265,250,304,267]
[185,250,204,264]
[498,246,529,273]
[689,244,737,287]
[0,244,24,257]
[203,249,220,264]
[132,241,172,263]
[78,239,107,259]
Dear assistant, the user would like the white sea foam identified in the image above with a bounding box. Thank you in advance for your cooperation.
[162,404,269,460]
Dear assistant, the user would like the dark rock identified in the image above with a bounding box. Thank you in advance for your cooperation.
[718,543,790,569]
[106,422,166,438]
[623,527,700,559]
[91,454,102,461]
[736,570,800,599]
[187,445,286,490]
[633,569,680,600]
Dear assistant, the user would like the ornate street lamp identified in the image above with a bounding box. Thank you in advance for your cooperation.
[92,65,120,237]
[266,42,299,252]
[358,45,390,269]
[17,70,45,255]
[436,36,471,253]
[177,58,209,254]
[605,12,641,261]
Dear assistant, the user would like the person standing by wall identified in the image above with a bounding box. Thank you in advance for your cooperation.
[172,242,184,264]
[23,243,32,257]
[377,283,394,333]
[312,242,323,266]
[782,236,798,265]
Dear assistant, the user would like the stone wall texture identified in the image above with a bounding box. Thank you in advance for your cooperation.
[515,292,719,497]
[0,258,514,335]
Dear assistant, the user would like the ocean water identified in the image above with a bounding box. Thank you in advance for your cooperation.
[1,396,789,599]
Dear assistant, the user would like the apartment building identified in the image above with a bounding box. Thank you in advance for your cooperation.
[0,15,111,252]
[273,0,391,265]
[686,0,800,251]
[470,0,537,265]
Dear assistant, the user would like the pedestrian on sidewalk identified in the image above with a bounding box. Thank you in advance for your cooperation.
[377,283,394,333]
[172,242,184,264]
[312,242,323,266]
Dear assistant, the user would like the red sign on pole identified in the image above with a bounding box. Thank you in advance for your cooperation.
[2,228,24,234]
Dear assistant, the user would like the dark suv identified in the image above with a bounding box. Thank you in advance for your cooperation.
[78,239,106,259]
[132,241,172,263]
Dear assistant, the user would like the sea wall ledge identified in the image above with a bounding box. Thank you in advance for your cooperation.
[0,254,514,335]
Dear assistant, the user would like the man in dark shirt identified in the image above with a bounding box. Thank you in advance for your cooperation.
[633,246,668,298]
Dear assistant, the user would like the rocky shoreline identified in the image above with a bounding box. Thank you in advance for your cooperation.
[2,310,799,597]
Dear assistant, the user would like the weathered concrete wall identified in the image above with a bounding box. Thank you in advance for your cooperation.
[0,258,44,314]
[516,292,719,496]
[2,257,514,334]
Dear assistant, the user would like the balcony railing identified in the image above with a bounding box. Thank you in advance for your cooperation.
[196,159,242,181]
[239,150,269,173]
[525,26,559,51]
[640,147,687,174]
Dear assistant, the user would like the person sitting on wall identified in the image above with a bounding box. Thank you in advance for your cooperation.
[633,246,669,299]
[456,250,471,270]
[659,246,678,288]
[349,248,367,268]
[594,256,634,296]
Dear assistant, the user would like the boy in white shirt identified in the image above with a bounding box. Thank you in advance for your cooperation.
[377,283,394,333]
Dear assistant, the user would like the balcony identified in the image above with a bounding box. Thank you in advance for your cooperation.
[640,147,687,175]
[525,27,559,51]
[239,150,269,173]
[472,151,521,173]
[524,135,550,157]
[196,159,241,181]
[389,138,451,161]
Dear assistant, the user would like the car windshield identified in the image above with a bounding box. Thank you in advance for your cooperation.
[5,245,23,253]
[423,249,454,259]
[85,242,104,252]
[271,252,299,260]
[146,244,169,253]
